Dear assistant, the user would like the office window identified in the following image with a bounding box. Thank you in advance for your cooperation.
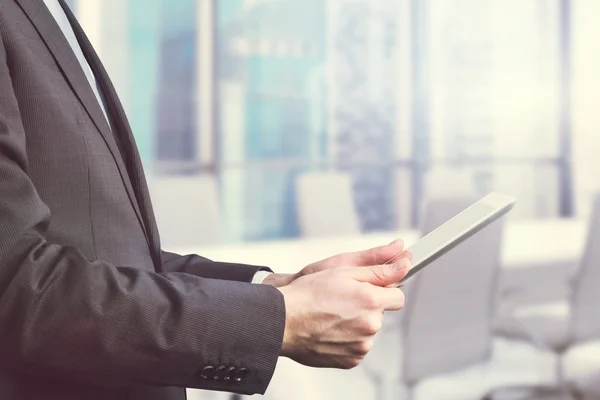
[422,0,562,219]
[572,0,600,217]
[215,0,410,241]
[155,0,198,165]
[128,0,161,163]
[216,0,327,240]
[74,0,574,243]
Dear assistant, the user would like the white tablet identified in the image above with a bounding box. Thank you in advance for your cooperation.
[388,192,517,285]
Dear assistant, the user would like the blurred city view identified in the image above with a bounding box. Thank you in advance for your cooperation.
[65,0,600,244]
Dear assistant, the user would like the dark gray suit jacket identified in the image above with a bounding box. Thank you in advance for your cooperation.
[0,1,286,399]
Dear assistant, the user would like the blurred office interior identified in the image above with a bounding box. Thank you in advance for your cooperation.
[66,0,600,399]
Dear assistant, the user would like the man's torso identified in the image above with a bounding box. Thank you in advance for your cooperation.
[0,1,183,399]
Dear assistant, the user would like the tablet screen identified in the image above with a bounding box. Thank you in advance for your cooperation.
[387,192,516,284]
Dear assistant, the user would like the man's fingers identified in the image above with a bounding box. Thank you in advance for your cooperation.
[362,285,406,311]
[349,239,407,266]
[350,258,411,286]
[385,250,413,265]
[377,287,406,311]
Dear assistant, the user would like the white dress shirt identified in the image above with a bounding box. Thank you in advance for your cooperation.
[42,0,271,284]
[43,0,110,126]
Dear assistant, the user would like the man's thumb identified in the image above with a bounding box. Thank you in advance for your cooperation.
[351,258,411,287]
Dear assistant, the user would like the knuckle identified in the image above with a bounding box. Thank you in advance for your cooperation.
[356,340,373,356]
[359,288,380,310]
[366,294,379,310]
[362,288,381,310]
[345,357,362,369]
[362,317,382,335]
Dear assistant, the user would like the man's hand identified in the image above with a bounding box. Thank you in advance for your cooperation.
[277,257,410,369]
[262,239,411,287]
[298,239,411,278]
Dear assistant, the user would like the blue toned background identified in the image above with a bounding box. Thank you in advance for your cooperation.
[67,0,600,244]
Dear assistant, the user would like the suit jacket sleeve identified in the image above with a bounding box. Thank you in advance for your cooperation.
[0,33,284,395]
[161,251,273,283]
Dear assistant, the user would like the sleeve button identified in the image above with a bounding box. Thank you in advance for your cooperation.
[234,367,249,382]
[223,366,236,381]
[199,365,215,380]
[213,365,227,381]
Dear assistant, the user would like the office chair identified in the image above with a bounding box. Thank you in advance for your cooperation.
[494,193,600,399]
[362,196,557,400]
[295,172,361,237]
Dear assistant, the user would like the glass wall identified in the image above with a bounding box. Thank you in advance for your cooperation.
[423,0,562,219]
[155,0,198,164]
[128,0,161,163]
[216,0,327,240]
[572,0,600,217]
[71,0,592,243]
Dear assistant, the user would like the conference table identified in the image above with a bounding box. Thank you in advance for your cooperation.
[171,218,588,304]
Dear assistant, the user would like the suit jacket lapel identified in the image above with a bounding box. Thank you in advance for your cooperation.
[58,1,162,269]
[15,0,161,269]
[15,0,111,139]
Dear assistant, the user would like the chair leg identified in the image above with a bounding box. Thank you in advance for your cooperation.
[405,384,414,400]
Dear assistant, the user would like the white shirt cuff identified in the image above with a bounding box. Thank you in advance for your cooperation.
[251,270,273,284]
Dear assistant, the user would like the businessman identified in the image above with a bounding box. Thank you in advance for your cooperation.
[0,1,411,399]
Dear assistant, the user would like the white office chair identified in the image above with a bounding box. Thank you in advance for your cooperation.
[563,195,600,397]
[149,175,223,248]
[493,193,600,398]
[295,172,361,237]
[497,194,600,398]
[365,196,557,400]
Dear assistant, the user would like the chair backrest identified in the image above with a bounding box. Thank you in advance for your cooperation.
[149,175,222,248]
[400,196,504,383]
[571,192,600,343]
[295,172,361,237]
